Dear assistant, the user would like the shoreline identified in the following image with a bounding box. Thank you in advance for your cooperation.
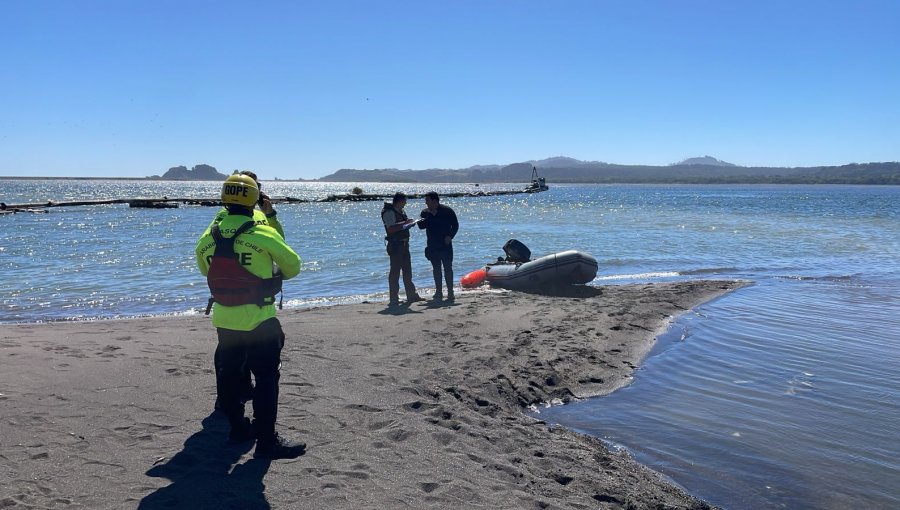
[0,280,747,509]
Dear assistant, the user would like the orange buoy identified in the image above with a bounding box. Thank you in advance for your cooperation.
[460,268,487,288]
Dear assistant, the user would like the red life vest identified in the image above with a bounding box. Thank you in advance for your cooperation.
[205,220,282,314]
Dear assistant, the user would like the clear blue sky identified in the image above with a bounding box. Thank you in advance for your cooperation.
[2,0,898,178]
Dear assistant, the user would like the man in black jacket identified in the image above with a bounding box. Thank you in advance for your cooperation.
[418,191,459,301]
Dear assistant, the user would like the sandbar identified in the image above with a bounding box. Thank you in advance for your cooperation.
[0,280,746,509]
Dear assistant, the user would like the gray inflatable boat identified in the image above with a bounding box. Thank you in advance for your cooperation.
[484,250,598,290]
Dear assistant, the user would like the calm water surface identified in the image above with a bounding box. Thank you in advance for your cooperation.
[2,180,899,508]
[535,277,900,509]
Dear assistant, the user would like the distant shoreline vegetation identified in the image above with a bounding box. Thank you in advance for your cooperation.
[316,157,900,185]
[3,157,898,184]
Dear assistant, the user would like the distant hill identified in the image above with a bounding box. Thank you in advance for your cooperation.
[317,158,900,185]
[672,156,737,167]
[529,156,607,167]
[149,164,228,181]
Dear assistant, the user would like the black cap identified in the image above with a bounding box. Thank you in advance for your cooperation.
[392,192,407,204]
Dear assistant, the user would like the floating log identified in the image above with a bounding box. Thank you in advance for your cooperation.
[0,206,47,214]
[4,198,182,209]
[128,200,179,209]
[2,198,128,209]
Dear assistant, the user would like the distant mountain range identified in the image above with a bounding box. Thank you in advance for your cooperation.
[137,157,900,184]
[317,157,900,184]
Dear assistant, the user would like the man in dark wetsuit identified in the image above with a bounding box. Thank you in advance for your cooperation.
[382,192,424,307]
[418,191,459,302]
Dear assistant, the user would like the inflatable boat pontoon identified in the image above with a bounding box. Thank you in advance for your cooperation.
[484,250,598,290]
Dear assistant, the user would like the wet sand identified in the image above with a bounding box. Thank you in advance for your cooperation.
[0,280,746,509]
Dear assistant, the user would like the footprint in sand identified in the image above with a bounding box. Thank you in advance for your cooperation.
[420,482,440,493]
[344,404,383,413]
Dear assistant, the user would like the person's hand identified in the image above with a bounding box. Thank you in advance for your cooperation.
[444,236,452,246]
[259,193,274,215]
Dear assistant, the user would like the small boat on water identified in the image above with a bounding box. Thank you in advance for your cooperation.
[461,240,598,291]
[524,166,549,193]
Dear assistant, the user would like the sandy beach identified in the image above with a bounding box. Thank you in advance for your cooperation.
[0,280,746,509]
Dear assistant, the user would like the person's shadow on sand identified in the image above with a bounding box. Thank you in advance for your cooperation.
[424,299,456,308]
[521,285,603,298]
[139,413,272,510]
[378,303,426,315]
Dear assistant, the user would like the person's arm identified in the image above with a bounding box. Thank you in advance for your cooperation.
[386,222,413,235]
[447,208,459,240]
[417,209,430,229]
[383,210,412,234]
[264,230,302,280]
[257,194,286,238]
[258,193,274,216]
[266,212,285,238]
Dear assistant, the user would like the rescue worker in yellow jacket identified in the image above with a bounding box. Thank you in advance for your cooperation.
[195,173,305,459]
[205,170,283,410]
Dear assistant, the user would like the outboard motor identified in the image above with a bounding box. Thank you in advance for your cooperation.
[503,239,531,263]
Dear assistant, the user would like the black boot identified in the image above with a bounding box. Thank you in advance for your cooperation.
[432,280,442,301]
[254,432,306,459]
[445,273,454,301]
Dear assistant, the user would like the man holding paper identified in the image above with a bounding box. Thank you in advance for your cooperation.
[381,192,425,308]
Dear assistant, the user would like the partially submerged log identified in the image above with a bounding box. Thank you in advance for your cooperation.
[128,200,178,209]
[0,205,47,214]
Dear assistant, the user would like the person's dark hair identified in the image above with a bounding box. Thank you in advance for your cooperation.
[239,170,260,189]
[238,170,268,205]
[392,192,407,204]
[425,191,439,202]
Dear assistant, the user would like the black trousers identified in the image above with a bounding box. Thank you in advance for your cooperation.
[215,318,284,440]
[387,240,417,303]
[427,245,454,294]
